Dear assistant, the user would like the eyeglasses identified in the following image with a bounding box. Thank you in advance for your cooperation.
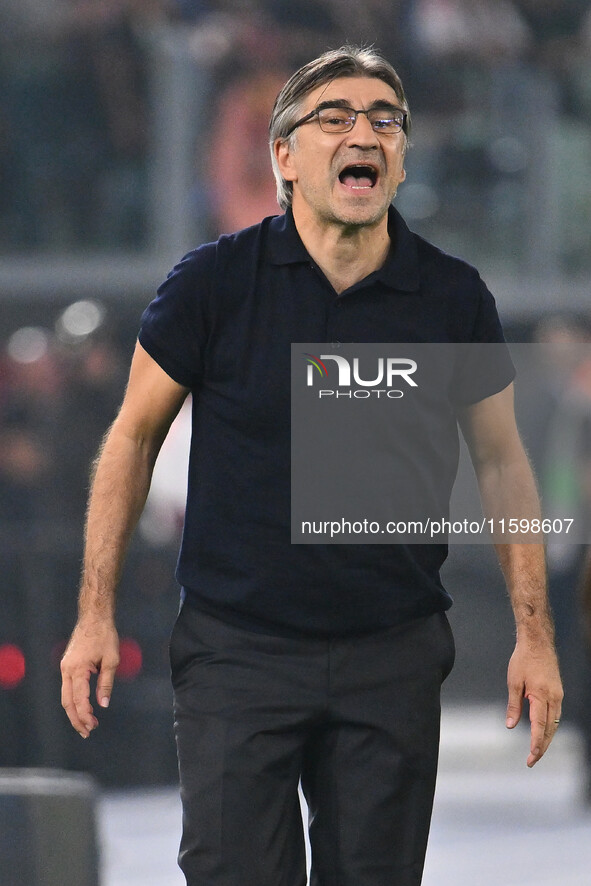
[284,103,407,138]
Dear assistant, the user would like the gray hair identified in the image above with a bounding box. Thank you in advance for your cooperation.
[269,45,411,211]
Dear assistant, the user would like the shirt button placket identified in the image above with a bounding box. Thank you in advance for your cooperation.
[328,299,343,348]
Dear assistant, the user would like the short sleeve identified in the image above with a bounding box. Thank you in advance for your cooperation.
[452,276,516,406]
[139,245,215,389]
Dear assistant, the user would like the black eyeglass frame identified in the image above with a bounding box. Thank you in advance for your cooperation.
[284,102,408,139]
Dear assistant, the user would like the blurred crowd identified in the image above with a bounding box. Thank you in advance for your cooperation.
[0,304,127,527]
[0,0,590,254]
[0,303,183,780]
[527,314,591,802]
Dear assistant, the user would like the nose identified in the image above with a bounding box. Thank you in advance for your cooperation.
[345,111,379,147]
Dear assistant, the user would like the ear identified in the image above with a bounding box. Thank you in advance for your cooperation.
[274,138,297,184]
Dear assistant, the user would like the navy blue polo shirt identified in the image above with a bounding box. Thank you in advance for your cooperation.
[139,207,514,637]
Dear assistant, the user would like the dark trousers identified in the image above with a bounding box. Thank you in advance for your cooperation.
[170,604,455,886]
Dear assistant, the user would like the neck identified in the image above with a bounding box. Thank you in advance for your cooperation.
[290,203,391,294]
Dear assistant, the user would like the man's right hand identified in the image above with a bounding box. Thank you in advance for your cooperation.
[60,620,120,738]
[59,344,188,738]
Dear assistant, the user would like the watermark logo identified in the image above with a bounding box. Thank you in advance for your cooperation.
[303,352,418,399]
[303,354,329,383]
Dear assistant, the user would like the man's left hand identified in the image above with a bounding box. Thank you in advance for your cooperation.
[505,640,563,767]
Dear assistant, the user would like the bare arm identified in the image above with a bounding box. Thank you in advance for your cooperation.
[60,342,189,738]
[459,384,563,767]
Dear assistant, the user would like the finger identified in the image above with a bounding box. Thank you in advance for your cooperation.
[526,694,547,767]
[96,662,118,709]
[61,671,92,738]
[505,680,524,729]
[530,696,564,765]
[71,671,99,736]
[540,702,556,757]
[543,703,563,752]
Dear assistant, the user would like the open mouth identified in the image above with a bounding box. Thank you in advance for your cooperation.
[338,164,378,190]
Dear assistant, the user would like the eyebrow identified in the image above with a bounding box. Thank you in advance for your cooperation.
[314,99,404,113]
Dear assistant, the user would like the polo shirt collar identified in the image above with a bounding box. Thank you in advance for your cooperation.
[266,205,420,293]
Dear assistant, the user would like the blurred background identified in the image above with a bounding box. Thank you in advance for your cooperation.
[1,0,591,865]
